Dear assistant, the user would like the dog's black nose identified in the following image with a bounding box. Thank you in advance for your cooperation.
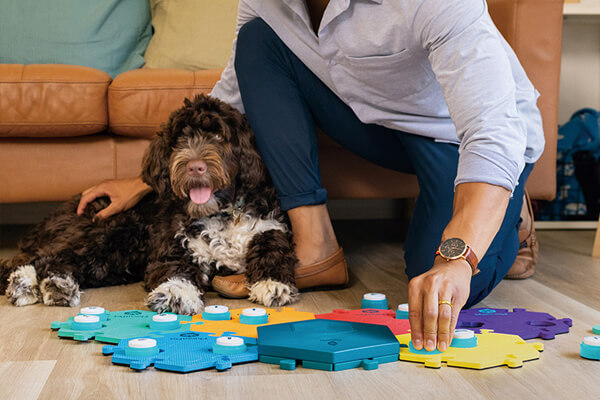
[187,160,207,176]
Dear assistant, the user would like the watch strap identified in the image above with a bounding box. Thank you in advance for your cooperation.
[462,245,480,276]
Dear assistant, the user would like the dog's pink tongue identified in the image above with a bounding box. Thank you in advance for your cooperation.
[189,187,212,204]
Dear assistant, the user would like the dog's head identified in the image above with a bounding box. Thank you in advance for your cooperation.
[142,94,265,218]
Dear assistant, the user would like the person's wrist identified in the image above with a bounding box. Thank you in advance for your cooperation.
[434,256,473,276]
[133,177,152,195]
[138,182,152,195]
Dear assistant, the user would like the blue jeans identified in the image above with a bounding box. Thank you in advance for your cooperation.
[234,18,533,307]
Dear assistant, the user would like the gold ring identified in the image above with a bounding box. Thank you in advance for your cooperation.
[438,300,453,307]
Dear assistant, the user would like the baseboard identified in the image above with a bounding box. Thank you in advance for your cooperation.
[0,199,414,224]
[535,220,598,230]
[0,202,61,225]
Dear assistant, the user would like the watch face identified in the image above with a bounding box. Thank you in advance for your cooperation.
[439,238,467,259]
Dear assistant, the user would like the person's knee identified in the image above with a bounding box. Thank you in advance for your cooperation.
[465,281,493,308]
[235,18,279,70]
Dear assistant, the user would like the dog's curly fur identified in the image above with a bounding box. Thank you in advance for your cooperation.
[0,95,298,314]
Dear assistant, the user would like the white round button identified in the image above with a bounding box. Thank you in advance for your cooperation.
[397,303,409,312]
[152,313,177,322]
[204,305,229,314]
[128,338,157,349]
[216,336,244,347]
[80,306,105,315]
[241,308,267,317]
[583,336,600,347]
[363,293,386,301]
[453,329,475,339]
[74,315,100,323]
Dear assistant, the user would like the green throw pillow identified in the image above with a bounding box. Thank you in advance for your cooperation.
[0,0,152,78]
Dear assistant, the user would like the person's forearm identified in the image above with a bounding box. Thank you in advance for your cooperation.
[407,181,512,352]
[442,182,511,262]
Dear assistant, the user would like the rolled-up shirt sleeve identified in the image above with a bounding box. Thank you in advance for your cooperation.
[209,0,258,113]
[413,0,529,192]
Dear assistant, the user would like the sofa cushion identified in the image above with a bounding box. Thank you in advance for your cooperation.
[108,68,222,138]
[0,0,151,78]
[144,0,238,70]
[0,136,116,202]
[0,64,111,138]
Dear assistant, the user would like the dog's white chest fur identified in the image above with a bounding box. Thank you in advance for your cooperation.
[181,213,286,274]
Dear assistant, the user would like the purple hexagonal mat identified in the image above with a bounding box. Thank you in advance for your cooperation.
[457,308,572,340]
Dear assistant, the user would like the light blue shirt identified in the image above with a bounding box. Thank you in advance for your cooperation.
[210,0,545,192]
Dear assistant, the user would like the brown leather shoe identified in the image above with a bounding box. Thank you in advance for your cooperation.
[212,273,250,299]
[211,247,349,298]
[295,247,349,289]
[505,191,538,279]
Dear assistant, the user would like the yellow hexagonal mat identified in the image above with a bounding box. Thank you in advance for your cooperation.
[396,330,544,369]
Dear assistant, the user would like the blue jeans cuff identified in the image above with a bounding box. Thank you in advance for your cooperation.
[279,188,328,211]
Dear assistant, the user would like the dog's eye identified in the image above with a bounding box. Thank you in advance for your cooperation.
[214,134,223,141]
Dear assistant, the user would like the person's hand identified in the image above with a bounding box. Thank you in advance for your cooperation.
[408,258,472,352]
[76,177,152,221]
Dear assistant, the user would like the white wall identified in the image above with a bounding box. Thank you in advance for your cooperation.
[559,15,600,124]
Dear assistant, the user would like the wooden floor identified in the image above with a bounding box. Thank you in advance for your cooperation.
[1,220,599,400]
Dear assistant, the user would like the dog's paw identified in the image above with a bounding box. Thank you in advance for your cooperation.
[248,278,298,307]
[6,265,41,306]
[145,278,204,315]
[39,274,81,307]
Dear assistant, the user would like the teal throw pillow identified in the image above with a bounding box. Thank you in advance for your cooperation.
[0,0,152,78]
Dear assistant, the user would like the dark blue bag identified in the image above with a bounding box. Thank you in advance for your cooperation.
[538,108,600,220]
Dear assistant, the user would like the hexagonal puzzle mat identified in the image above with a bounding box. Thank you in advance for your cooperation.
[102,332,258,372]
[51,309,198,343]
[457,308,572,340]
[183,307,314,344]
[257,319,400,371]
[315,308,411,335]
[396,329,544,369]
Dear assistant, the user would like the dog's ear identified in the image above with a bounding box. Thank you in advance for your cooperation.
[232,115,266,189]
[141,130,172,196]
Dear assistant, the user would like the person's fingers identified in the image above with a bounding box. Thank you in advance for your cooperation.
[76,193,94,215]
[449,302,462,340]
[449,289,468,338]
[422,280,439,351]
[437,286,453,352]
[77,185,111,215]
[93,202,119,221]
[408,276,424,350]
[77,187,109,215]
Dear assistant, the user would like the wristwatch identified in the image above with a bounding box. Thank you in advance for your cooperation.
[436,237,480,276]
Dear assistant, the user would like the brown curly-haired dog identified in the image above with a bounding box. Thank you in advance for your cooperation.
[0,94,298,314]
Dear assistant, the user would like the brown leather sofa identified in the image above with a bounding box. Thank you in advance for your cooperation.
[0,0,563,204]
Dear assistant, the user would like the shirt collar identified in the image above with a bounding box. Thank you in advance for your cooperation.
[283,0,383,36]
[283,0,383,20]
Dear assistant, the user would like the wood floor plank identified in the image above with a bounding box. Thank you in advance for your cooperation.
[0,360,56,400]
[532,230,600,309]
